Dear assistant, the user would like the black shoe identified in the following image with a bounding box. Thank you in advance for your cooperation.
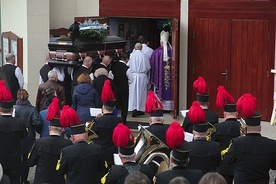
[136,111,145,116]
[132,109,137,117]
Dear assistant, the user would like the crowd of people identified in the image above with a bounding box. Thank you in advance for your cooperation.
[0,30,276,184]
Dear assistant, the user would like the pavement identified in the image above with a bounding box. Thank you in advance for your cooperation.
[27,112,276,183]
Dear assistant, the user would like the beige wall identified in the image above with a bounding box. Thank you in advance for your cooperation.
[1,0,50,103]
[50,0,99,29]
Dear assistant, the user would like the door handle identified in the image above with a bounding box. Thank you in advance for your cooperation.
[222,70,228,80]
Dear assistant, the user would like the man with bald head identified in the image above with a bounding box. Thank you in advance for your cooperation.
[71,56,93,92]
[91,55,112,78]
[128,43,151,117]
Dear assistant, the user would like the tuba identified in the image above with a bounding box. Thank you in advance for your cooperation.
[134,125,170,171]
[85,120,98,144]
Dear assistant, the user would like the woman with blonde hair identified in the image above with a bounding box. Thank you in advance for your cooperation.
[14,89,42,184]
[72,72,99,123]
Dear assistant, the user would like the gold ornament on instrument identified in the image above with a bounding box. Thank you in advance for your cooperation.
[85,120,98,144]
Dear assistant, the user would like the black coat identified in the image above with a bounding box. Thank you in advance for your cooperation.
[105,162,154,184]
[155,166,203,184]
[182,109,219,133]
[0,115,27,179]
[14,101,42,154]
[92,113,123,167]
[224,133,276,184]
[57,140,106,184]
[211,118,241,175]
[28,135,73,184]
[188,138,221,174]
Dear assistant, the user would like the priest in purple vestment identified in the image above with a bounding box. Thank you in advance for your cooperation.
[150,29,173,110]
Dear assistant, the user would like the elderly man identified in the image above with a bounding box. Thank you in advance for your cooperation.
[36,70,66,112]
[91,55,112,77]
[2,53,24,102]
[128,43,151,117]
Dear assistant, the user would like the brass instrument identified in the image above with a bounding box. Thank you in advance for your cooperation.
[85,120,98,144]
[134,125,170,171]
[239,118,247,136]
[206,122,216,141]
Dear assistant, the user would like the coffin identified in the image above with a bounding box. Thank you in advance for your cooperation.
[48,35,127,67]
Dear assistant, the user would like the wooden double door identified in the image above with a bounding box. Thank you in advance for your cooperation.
[188,17,274,120]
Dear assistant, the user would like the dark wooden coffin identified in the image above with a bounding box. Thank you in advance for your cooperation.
[48,35,126,67]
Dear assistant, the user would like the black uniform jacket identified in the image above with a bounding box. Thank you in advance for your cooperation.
[155,166,203,184]
[211,118,240,175]
[28,135,73,184]
[224,133,276,184]
[92,113,123,167]
[188,138,221,174]
[105,162,154,184]
[0,115,27,170]
[57,140,106,184]
[182,109,219,133]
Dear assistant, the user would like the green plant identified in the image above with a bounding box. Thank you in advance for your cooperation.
[79,29,107,42]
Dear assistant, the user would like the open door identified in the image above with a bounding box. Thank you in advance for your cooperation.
[171,18,179,118]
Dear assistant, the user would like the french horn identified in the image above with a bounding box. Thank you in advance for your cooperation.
[134,125,170,171]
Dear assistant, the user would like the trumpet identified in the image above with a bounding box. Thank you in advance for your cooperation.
[85,120,98,144]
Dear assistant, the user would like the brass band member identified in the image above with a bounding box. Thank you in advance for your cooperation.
[223,94,276,184]
[211,86,240,184]
[154,122,202,184]
[187,101,221,174]
[182,77,219,133]
[56,106,106,184]
[105,123,154,184]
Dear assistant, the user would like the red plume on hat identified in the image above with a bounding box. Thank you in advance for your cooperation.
[46,97,60,121]
[0,80,12,102]
[113,123,134,148]
[236,94,257,118]
[101,80,115,102]
[60,105,80,127]
[193,77,209,95]
[187,101,206,124]
[216,85,235,108]
[166,122,184,149]
[145,90,163,114]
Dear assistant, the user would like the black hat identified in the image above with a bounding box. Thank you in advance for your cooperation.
[0,100,14,109]
[224,104,236,112]
[50,118,62,127]
[172,141,191,161]
[113,123,135,156]
[150,110,163,117]
[193,77,209,103]
[102,80,116,107]
[244,111,261,126]
[103,101,116,107]
[237,94,260,126]
[71,123,86,135]
[118,141,135,156]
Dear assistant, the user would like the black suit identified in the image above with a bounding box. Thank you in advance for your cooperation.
[211,118,240,184]
[57,140,106,184]
[188,138,221,174]
[105,162,154,184]
[28,135,73,184]
[110,61,130,123]
[182,109,219,133]
[92,113,123,168]
[0,115,27,184]
[224,133,276,184]
[155,166,203,184]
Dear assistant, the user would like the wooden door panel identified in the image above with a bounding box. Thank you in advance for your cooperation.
[230,19,269,119]
[188,18,231,114]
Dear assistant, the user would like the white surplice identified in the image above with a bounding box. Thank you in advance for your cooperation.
[127,50,151,111]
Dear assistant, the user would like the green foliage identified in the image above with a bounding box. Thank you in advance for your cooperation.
[79,29,107,42]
